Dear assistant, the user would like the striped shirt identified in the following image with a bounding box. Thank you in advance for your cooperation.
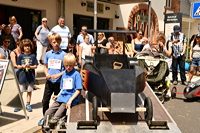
[48,25,71,49]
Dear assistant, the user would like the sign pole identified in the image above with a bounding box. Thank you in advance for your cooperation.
[186,2,193,60]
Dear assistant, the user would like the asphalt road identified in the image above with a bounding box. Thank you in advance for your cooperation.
[163,83,200,133]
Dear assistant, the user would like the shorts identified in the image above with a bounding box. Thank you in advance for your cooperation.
[19,83,34,92]
[190,57,200,67]
[81,58,85,64]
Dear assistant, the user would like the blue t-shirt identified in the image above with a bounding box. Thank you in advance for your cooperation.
[44,49,66,82]
[56,69,82,105]
[17,54,38,84]
[76,33,94,44]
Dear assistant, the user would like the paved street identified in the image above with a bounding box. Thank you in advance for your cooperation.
[163,73,200,133]
[0,70,200,133]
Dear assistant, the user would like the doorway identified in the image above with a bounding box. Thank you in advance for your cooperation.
[73,14,109,41]
[0,5,41,40]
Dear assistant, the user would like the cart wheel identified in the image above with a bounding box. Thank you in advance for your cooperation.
[92,96,98,121]
[171,86,177,99]
[144,97,153,122]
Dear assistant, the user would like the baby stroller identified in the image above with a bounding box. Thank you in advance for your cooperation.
[136,51,169,103]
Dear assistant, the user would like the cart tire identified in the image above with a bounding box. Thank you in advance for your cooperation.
[92,96,98,121]
[144,97,153,122]
[171,86,177,99]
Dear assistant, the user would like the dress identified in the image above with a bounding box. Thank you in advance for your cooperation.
[48,25,71,50]
[16,53,38,84]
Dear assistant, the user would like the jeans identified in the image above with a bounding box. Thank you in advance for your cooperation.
[42,80,61,115]
[172,55,186,82]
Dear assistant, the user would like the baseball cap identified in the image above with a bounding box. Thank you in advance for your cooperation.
[173,25,180,32]
[42,18,48,22]
[196,34,200,38]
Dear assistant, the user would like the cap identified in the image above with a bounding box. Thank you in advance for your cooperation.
[141,37,148,42]
[196,34,200,38]
[173,25,180,32]
[42,18,48,21]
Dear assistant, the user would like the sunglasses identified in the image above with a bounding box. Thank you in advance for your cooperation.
[98,34,102,36]
[43,21,48,22]
[4,41,10,43]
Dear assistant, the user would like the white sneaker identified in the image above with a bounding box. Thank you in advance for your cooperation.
[165,91,171,98]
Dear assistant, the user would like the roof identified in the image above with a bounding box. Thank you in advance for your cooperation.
[97,0,149,5]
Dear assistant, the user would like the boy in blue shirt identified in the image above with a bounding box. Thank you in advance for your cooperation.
[39,33,66,125]
[42,53,82,128]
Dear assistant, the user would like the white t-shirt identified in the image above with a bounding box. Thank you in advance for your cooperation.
[80,42,92,59]
[142,44,151,51]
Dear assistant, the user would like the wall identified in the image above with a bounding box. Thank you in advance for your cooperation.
[0,0,58,29]
[65,0,118,33]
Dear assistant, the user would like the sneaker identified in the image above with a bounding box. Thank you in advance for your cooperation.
[26,105,32,112]
[14,108,21,112]
[172,80,178,85]
[165,91,171,98]
[38,118,44,126]
[182,81,188,86]
[187,81,191,84]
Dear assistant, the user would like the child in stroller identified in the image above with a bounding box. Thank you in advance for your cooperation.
[136,33,172,103]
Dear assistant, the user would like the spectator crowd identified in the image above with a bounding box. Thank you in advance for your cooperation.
[1,15,200,130]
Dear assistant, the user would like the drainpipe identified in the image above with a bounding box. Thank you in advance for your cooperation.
[147,0,151,42]
[58,0,65,17]
[94,0,97,40]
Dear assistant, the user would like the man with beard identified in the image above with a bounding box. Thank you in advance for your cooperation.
[48,16,71,53]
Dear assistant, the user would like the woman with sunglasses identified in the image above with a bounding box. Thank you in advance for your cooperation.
[8,16,23,42]
[95,32,108,54]
[34,17,50,65]
[131,29,144,55]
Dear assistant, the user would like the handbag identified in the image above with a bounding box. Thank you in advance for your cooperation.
[100,48,108,54]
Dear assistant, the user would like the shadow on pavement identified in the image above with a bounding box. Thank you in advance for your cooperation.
[0,112,25,127]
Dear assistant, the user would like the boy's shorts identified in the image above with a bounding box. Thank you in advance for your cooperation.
[19,83,34,92]
[191,57,200,67]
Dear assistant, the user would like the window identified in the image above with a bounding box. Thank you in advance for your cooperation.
[166,0,172,8]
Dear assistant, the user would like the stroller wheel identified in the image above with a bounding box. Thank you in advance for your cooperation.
[171,87,177,99]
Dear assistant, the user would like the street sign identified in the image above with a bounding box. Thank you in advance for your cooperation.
[192,2,200,18]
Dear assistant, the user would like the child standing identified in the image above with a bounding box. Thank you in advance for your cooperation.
[39,33,66,125]
[43,53,82,129]
[15,39,38,112]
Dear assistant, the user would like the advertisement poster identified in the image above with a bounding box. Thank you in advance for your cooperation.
[0,60,9,91]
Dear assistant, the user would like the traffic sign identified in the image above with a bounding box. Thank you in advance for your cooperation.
[192,2,200,18]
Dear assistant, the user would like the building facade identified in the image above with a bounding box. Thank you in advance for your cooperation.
[0,0,199,42]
